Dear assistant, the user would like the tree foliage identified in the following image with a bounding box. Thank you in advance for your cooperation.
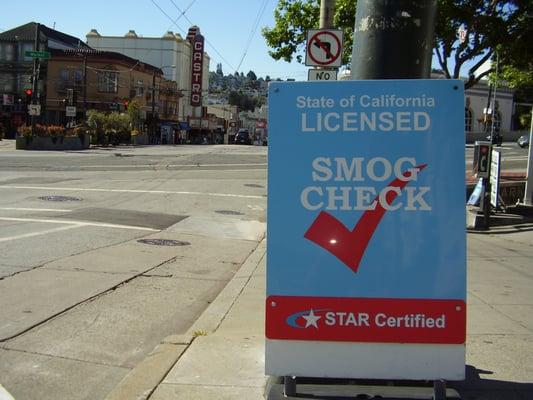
[228,91,265,111]
[435,0,532,88]
[127,99,142,129]
[262,0,533,88]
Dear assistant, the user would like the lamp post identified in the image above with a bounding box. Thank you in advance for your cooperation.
[151,65,175,143]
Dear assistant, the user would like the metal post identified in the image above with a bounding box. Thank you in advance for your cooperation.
[31,23,40,132]
[351,0,437,79]
[319,0,336,29]
[482,177,491,229]
[83,52,87,119]
[151,72,156,143]
[524,107,533,205]
[489,53,500,143]
[283,376,296,397]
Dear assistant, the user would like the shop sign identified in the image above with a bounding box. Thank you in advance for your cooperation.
[190,34,204,107]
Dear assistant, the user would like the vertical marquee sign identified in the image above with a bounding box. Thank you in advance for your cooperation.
[266,80,466,380]
[190,33,204,107]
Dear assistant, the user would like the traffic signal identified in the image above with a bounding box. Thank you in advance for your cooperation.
[123,99,129,110]
[474,141,491,178]
[24,89,33,104]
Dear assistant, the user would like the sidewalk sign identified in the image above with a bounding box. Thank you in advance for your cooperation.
[267,80,466,380]
[490,149,501,207]
[467,178,483,206]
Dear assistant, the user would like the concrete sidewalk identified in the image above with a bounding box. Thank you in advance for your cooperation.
[106,224,533,399]
[0,139,15,150]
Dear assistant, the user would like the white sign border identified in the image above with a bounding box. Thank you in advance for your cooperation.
[266,340,465,380]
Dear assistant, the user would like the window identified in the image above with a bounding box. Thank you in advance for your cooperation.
[59,69,69,81]
[0,43,15,61]
[74,70,83,85]
[135,80,144,97]
[465,108,473,132]
[18,74,32,92]
[22,43,34,62]
[57,69,69,91]
[97,70,118,93]
[1,74,15,92]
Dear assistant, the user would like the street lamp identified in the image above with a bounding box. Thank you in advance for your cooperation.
[151,65,175,142]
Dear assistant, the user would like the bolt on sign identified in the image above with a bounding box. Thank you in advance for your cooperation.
[266,80,466,380]
[189,33,205,107]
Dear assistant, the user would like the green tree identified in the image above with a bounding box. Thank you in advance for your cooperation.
[127,99,142,130]
[262,0,532,89]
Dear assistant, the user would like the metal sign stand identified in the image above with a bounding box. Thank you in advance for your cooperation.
[272,377,450,399]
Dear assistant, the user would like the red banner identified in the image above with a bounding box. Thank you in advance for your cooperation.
[266,296,466,344]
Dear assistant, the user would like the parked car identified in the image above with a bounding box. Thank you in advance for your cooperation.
[235,129,252,145]
[517,134,530,148]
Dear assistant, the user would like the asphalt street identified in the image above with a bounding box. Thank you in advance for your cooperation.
[0,140,530,400]
[0,143,267,400]
[465,142,530,173]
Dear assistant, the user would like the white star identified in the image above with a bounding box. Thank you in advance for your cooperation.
[302,309,321,328]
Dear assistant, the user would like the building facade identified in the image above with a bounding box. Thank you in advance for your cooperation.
[0,22,90,137]
[86,27,210,124]
[45,48,171,127]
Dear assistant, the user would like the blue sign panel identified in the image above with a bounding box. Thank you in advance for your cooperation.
[266,80,466,379]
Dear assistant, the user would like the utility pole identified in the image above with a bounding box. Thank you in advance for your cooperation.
[30,23,41,132]
[83,52,87,119]
[524,108,533,205]
[351,0,437,79]
[151,71,156,143]
[319,0,336,29]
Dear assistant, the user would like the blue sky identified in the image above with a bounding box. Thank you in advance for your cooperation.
[1,0,310,80]
[1,0,488,81]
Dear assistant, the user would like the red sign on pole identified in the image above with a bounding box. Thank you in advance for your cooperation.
[190,34,204,107]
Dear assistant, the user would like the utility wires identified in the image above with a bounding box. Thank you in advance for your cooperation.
[149,0,237,72]
[235,0,270,73]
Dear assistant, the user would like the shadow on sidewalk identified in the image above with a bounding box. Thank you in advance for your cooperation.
[467,205,533,234]
[266,366,533,399]
[449,365,533,399]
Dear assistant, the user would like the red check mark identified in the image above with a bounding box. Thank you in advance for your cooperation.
[304,164,427,273]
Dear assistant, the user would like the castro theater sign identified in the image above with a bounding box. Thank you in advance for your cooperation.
[266,80,466,380]
[190,33,204,107]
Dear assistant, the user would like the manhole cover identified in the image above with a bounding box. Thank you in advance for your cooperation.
[137,239,190,246]
[39,195,82,202]
[244,184,264,188]
[215,210,244,216]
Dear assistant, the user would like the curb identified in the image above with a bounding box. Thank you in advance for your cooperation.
[104,238,267,400]
[0,385,15,400]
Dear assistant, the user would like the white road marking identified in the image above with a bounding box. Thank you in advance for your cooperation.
[0,185,265,199]
[0,207,72,212]
[79,163,267,168]
[0,224,81,243]
[0,217,159,232]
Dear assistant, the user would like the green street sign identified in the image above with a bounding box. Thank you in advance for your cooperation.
[24,50,51,59]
